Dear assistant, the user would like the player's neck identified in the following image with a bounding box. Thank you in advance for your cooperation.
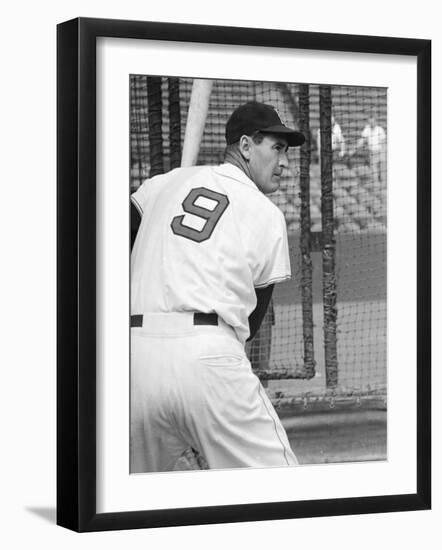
[224,149,252,181]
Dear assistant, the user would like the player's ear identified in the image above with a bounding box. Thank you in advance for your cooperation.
[238,135,252,161]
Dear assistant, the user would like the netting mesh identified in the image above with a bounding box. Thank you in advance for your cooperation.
[130,75,387,410]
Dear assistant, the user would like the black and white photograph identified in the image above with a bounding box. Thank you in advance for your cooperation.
[53,15,431,534]
[129,76,388,473]
[1,0,439,547]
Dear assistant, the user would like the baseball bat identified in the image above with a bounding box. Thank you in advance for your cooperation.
[181,79,214,167]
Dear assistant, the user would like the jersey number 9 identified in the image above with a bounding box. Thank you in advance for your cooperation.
[171,187,229,243]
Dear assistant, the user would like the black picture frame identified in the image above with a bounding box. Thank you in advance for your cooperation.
[57,17,431,532]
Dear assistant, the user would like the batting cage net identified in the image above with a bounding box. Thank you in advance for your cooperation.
[130,76,387,412]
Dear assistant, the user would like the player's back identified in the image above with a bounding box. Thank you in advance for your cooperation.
[131,163,290,343]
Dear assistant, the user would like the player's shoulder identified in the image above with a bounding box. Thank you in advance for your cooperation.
[213,163,271,197]
[265,195,287,226]
[253,189,285,217]
[214,163,285,216]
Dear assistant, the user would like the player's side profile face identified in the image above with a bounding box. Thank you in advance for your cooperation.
[247,134,289,195]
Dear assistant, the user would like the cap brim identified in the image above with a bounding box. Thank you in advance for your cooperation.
[260,124,305,147]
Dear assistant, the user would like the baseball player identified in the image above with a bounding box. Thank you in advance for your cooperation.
[130,101,304,472]
[351,111,386,183]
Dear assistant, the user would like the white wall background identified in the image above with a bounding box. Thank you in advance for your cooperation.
[0,1,439,548]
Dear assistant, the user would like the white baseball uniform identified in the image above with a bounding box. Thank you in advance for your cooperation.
[361,124,386,183]
[361,124,386,153]
[130,162,298,472]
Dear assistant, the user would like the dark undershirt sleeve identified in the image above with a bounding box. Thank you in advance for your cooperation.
[130,200,142,251]
[247,284,275,341]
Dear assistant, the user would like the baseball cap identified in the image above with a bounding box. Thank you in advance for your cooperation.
[225,101,305,147]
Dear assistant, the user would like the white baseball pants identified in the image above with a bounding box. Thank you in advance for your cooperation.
[130,312,297,472]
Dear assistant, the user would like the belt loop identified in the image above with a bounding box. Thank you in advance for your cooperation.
[131,314,143,327]
[193,313,218,326]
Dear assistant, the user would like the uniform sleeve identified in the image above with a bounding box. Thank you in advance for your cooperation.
[131,201,142,251]
[130,178,156,250]
[131,180,151,215]
[253,207,291,289]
